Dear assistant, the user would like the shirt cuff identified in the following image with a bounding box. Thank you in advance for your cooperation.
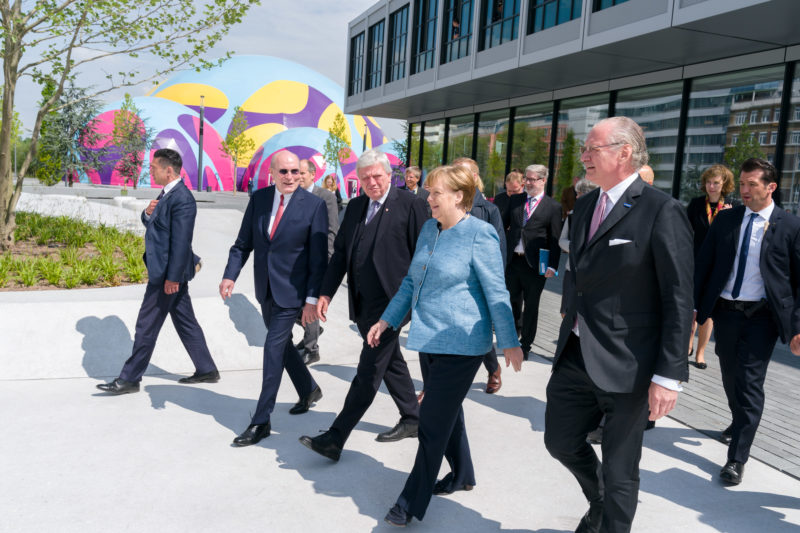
[305,297,318,305]
[546,267,557,275]
[651,374,683,392]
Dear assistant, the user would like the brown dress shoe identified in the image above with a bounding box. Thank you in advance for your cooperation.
[485,367,502,394]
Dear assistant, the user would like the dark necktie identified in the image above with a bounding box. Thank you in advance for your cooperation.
[270,194,285,240]
[156,189,165,201]
[731,213,758,299]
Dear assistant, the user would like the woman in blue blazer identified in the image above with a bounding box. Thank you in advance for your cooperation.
[367,165,523,527]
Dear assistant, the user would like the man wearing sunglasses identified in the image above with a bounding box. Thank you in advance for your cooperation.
[220,150,329,446]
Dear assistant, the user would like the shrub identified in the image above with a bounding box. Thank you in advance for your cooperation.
[63,267,81,289]
[37,258,63,286]
[74,259,100,285]
[17,258,38,287]
[60,246,79,267]
[123,256,147,283]
[94,255,119,285]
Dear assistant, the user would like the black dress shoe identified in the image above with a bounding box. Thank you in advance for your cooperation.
[720,460,745,485]
[289,386,322,415]
[299,431,342,461]
[232,423,271,446]
[433,478,474,495]
[96,378,139,395]
[693,361,707,369]
[384,504,411,527]
[295,341,305,352]
[178,370,220,383]
[301,350,320,365]
[645,420,656,431]
[376,421,418,442]
[720,424,733,445]
[575,501,603,533]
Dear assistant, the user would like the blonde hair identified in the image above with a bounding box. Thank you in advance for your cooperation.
[452,157,483,192]
[426,165,476,211]
[505,170,523,185]
[323,174,338,192]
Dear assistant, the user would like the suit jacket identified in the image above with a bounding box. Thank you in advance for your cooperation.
[555,177,693,393]
[141,180,199,285]
[686,195,737,258]
[470,190,507,267]
[312,185,340,258]
[694,204,800,344]
[504,192,563,271]
[399,185,431,215]
[223,185,328,308]
[493,191,511,224]
[320,186,429,322]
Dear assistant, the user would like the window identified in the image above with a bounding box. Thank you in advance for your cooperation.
[528,0,581,34]
[475,110,511,196]
[761,109,770,123]
[387,6,409,83]
[422,120,446,170]
[731,134,739,145]
[792,131,800,145]
[409,123,423,166]
[366,21,385,90]
[774,108,781,123]
[750,110,758,123]
[794,106,800,121]
[593,0,629,11]
[511,103,553,171]
[758,132,767,145]
[770,132,777,145]
[442,0,473,64]
[734,112,746,125]
[412,0,438,74]
[479,0,520,51]
[555,94,609,194]
[348,33,365,96]
[448,114,475,161]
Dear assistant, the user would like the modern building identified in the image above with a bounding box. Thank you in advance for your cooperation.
[344,0,800,208]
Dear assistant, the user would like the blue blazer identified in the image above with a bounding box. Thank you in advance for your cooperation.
[381,216,519,355]
[223,186,329,308]
[142,180,199,285]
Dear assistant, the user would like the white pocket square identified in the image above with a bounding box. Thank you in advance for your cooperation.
[609,239,632,246]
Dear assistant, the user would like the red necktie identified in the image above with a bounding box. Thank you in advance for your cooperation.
[270,194,284,240]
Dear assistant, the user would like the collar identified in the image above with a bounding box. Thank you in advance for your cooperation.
[162,179,181,196]
[744,200,775,222]
[526,191,544,203]
[304,184,315,192]
[370,187,391,206]
[274,188,295,203]
[603,172,639,205]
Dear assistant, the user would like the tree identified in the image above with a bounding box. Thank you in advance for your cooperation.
[555,129,581,198]
[391,122,409,166]
[510,125,548,171]
[111,94,153,192]
[0,0,260,249]
[323,112,352,179]
[724,122,765,178]
[35,83,106,187]
[220,106,256,194]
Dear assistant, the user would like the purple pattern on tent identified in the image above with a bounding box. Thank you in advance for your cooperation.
[237,87,334,135]
[153,129,198,190]
[185,105,226,123]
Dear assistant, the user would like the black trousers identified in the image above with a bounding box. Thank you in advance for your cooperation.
[120,282,217,383]
[506,254,547,352]
[330,317,419,443]
[419,348,498,389]
[711,303,778,464]
[397,353,483,521]
[544,334,649,533]
[251,296,317,425]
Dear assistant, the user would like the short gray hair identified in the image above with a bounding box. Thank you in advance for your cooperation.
[357,149,392,174]
[525,164,548,180]
[575,178,598,196]
[597,116,649,169]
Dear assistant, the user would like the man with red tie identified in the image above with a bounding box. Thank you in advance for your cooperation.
[220,150,329,446]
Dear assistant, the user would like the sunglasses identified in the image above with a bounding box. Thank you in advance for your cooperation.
[278,168,300,175]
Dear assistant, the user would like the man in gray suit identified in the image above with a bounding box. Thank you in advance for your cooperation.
[296,158,339,364]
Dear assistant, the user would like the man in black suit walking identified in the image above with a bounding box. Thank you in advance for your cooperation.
[400,165,431,216]
[544,117,693,533]
[298,149,428,461]
[504,163,562,357]
[97,148,219,394]
[695,157,800,485]
[220,150,328,447]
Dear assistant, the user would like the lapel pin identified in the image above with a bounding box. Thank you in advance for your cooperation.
[623,203,632,208]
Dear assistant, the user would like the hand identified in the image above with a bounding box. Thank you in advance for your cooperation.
[544,268,555,279]
[791,334,800,356]
[146,199,159,216]
[648,382,678,421]
[301,303,317,327]
[163,280,179,295]
[316,296,331,322]
[366,320,389,347]
[219,279,235,300]
[504,346,524,372]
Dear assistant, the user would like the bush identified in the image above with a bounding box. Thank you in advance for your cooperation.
[74,259,100,285]
[17,258,38,286]
[60,246,79,267]
[63,267,81,289]
[123,256,147,283]
[94,255,119,285]
[38,258,63,286]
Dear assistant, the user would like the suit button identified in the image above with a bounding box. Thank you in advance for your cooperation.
[577,292,583,297]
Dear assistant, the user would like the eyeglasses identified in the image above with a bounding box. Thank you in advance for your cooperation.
[524,176,546,182]
[277,168,300,175]
[579,143,623,155]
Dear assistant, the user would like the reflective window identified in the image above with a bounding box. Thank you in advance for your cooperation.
[442,0,473,64]
[366,20,385,91]
[511,102,553,172]
[593,0,629,11]
[348,33,365,96]
[555,94,609,196]
[784,64,800,212]
[387,6,409,83]
[616,81,683,195]
[479,0,520,51]
[528,0,581,34]
[410,122,423,166]
[683,66,784,203]
[422,120,446,172]
[475,109,511,196]
[412,0,438,74]
[447,114,475,161]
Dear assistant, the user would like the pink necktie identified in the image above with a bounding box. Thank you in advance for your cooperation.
[588,192,608,240]
[270,194,284,239]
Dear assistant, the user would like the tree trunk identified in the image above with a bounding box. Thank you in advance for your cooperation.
[0,5,22,250]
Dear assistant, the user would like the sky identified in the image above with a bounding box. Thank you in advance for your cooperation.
[13,0,404,141]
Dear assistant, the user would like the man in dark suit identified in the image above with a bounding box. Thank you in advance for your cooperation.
[544,117,693,533]
[400,165,431,215]
[493,169,524,221]
[220,150,328,447]
[298,149,428,462]
[97,148,219,394]
[504,164,562,357]
[695,158,800,485]
[294,158,340,365]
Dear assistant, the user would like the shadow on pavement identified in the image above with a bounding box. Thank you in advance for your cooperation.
[224,294,266,347]
[77,314,167,379]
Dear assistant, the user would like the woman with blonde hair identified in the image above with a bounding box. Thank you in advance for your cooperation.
[322,173,342,211]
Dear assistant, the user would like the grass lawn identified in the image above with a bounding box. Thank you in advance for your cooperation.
[0,211,148,290]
